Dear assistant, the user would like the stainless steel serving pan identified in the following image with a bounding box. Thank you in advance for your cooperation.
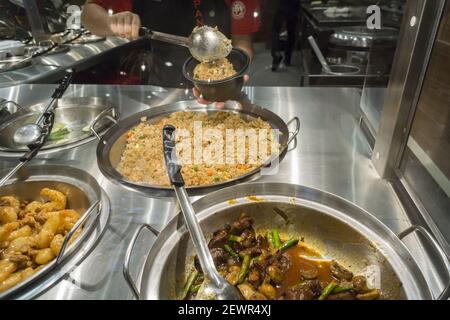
[0,97,118,157]
[0,165,110,299]
[96,100,300,197]
[124,183,450,300]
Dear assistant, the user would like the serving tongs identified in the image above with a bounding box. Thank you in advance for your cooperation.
[139,25,232,62]
[162,125,241,300]
[0,71,73,187]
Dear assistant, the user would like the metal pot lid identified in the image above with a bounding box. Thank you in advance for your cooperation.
[0,97,119,157]
[330,27,399,48]
[96,100,300,198]
[0,164,110,299]
[131,183,436,300]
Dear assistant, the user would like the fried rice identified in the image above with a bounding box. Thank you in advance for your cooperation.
[193,58,237,81]
[116,111,278,186]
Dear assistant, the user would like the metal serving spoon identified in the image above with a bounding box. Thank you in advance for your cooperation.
[13,69,73,146]
[163,125,241,300]
[0,111,55,187]
[140,25,232,62]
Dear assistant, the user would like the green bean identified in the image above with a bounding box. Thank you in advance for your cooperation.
[318,281,337,300]
[333,284,353,294]
[249,256,259,267]
[228,235,243,243]
[238,255,251,284]
[48,128,70,141]
[224,244,240,259]
[279,238,299,252]
[181,270,199,299]
[190,284,201,294]
[272,229,281,248]
[266,232,274,249]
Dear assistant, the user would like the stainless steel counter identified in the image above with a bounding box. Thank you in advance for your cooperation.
[0,85,446,299]
[0,37,138,88]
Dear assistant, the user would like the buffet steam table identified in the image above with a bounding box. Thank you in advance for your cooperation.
[0,85,445,299]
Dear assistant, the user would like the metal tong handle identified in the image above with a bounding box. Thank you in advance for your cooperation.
[162,125,223,287]
[399,225,450,300]
[35,69,74,126]
[261,116,301,169]
[55,200,101,264]
[139,27,189,48]
[90,106,118,140]
[286,116,301,147]
[308,36,332,73]
[123,224,160,299]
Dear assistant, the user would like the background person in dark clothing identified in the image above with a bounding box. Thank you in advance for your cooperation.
[271,0,300,71]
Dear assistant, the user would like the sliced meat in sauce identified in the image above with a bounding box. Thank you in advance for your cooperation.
[187,214,380,300]
[279,280,322,300]
[331,260,353,281]
[208,228,229,249]
[240,229,257,248]
[230,214,253,234]
[328,292,357,300]
[194,247,228,272]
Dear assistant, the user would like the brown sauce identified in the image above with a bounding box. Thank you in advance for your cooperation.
[277,244,333,297]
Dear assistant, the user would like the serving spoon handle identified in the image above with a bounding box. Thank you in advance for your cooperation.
[139,27,189,48]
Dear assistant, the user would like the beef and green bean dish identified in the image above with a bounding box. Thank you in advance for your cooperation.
[183,213,381,300]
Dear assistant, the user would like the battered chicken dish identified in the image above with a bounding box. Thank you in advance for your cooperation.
[183,214,381,300]
[193,58,237,81]
[117,111,278,187]
[0,189,82,293]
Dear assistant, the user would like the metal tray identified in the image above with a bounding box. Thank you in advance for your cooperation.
[0,165,110,299]
[96,100,300,197]
[0,97,118,157]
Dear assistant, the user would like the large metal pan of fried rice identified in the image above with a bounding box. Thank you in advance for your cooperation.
[96,100,299,197]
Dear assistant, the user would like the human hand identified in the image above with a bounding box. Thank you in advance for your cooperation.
[193,74,250,108]
[108,11,141,40]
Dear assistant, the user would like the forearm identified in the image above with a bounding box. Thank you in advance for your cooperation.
[81,1,113,36]
[232,34,254,60]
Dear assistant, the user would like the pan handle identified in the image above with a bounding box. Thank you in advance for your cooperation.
[398,225,450,300]
[286,116,300,151]
[123,224,160,300]
[90,106,118,140]
[55,200,101,265]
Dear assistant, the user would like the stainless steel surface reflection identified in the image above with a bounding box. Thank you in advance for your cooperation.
[0,37,138,88]
[0,84,444,299]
